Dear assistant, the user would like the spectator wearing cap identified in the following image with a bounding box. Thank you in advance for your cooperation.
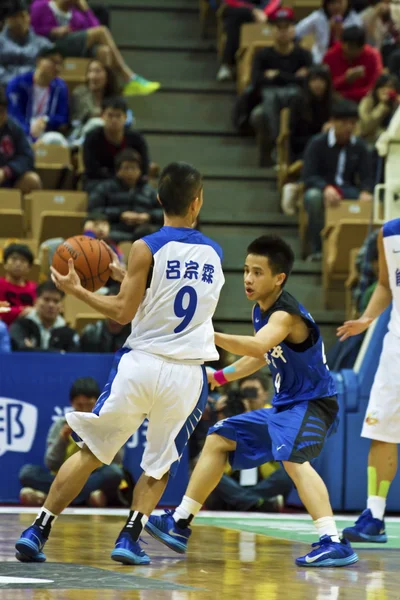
[302,100,374,260]
[0,0,53,86]
[323,26,383,102]
[249,7,313,164]
[0,242,37,327]
[296,0,362,64]
[88,148,163,243]
[217,0,282,82]
[6,46,69,145]
[83,97,150,193]
[0,86,42,195]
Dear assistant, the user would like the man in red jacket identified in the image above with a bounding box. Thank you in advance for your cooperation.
[323,26,382,103]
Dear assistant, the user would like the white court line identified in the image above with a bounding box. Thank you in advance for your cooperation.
[1,507,400,522]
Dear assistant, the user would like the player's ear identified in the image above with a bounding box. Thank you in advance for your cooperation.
[276,272,286,288]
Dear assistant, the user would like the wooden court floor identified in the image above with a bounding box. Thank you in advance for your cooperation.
[1,513,400,600]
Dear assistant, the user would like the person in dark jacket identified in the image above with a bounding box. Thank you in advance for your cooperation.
[0,86,41,193]
[83,97,149,192]
[249,7,313,163]
[9,280,79,352]
[302,99,374,260]
[80,316,131,353]
[88,148,162,242]
[6,46,69,144]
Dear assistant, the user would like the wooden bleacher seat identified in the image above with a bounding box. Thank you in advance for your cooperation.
[64,295,102,329]
[75,313,105,335]
[24,190,88,239]
[237,30,315,94]
[38,211,87,245]
[60,57,90,93]
[34,144,74,190]
[0,189,24,237]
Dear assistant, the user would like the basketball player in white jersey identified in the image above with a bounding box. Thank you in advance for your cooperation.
[15,162,224,565]
[337,219,400,543]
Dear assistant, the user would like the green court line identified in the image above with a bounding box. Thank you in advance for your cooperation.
[196,517,400,549]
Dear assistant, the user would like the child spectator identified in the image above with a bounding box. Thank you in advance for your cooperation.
[30,0,159,95]
[323,26,383,102]
[358,73,400,145]
[9,280,80,351]
[296,0,362,64]
[0,86,42,194]
[83,212,123,261]
[0,0,53,86]
[0,243,37,327]
[88,148,163,242]
[19,377,124,507]
[7,46,69,144]
[83,98,149,192]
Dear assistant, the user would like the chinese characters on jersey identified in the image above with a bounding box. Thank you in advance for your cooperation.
[166,260,215,284]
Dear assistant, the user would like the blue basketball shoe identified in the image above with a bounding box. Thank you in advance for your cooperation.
[145,510,191,554]
[296,535,359,567]
[15,525,47,562]
[111,533,150,565]
[342,509,387,543]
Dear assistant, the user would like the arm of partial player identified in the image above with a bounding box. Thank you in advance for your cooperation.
[337,228,392,341]
[51,240,152,325]
[215,311,293,362]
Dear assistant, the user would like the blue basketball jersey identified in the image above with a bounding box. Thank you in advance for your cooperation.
[253,291,337,407]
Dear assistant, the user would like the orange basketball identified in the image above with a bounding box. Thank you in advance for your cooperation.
[52,236,112,292]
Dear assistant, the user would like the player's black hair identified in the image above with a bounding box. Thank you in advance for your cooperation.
[115,148,142,171]
[36,280,65,299]
[101,96,128,114]
[3,243,34,265]
[36,45,63,62]
[331,99,359,120]
[69,377,100,402]
[341,26,365,48]
[240,372,270,392]
[247,235,294,287]
[158,162,203,217]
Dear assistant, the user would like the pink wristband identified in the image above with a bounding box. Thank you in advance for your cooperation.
[213,369,228,385]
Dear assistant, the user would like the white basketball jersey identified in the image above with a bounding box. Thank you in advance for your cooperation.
[125,226,224,362]
[383,218,400,337]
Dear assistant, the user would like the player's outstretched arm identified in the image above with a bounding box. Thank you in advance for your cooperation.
[50,240,152,324]
[337,228,392,341]
[207,355,266,389]
[215,311,293,360]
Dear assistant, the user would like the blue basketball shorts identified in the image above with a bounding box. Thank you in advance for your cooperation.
[208,396,338,469]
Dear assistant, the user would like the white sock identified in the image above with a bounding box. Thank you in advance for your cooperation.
[367,496,386,521]
[173,495,202,524]
[314,516,340,543]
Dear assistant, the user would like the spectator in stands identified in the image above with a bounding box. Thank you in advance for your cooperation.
[0,243,37,327]
[0,0,53,86]
[302,100,374,260]
[9,280,80,351]
[296,0,362,64]
[80,296,131,353]
[7,46,69,145]
[0,320,11,352]
[19,377,124,507]
[206,376,293,512]
[83,99,149,192]
[217,0,281,82]
[83,212,123,261]
[358,73,400,145]
[70,58,124,142]
[361,0,400,66]
[88,149,162,242]
[30,0,159,95]
[249,7,313,164]
[0,86,42,194]
[323,26,383,103]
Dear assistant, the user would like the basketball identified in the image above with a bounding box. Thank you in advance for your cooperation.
[52,236,112,292]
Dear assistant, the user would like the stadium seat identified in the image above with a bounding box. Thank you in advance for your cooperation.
[75,313,105,334]
[60,57,90,93]
[38,211,87,245]
[64,295,102,329]
[34,144,74,190]
[0,189,24,237]
[25,191,88,239]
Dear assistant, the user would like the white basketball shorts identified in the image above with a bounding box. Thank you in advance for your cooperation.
[361,330,400,443]
[66,348,207,479]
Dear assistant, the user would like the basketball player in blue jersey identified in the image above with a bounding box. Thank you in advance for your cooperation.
[14,162,225,566]
[338,220,400,543]
[145,235,359,567]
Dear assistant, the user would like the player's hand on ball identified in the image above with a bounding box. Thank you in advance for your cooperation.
[336,316,373,341]
[51,259,82,295]
[101,242,126,283]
